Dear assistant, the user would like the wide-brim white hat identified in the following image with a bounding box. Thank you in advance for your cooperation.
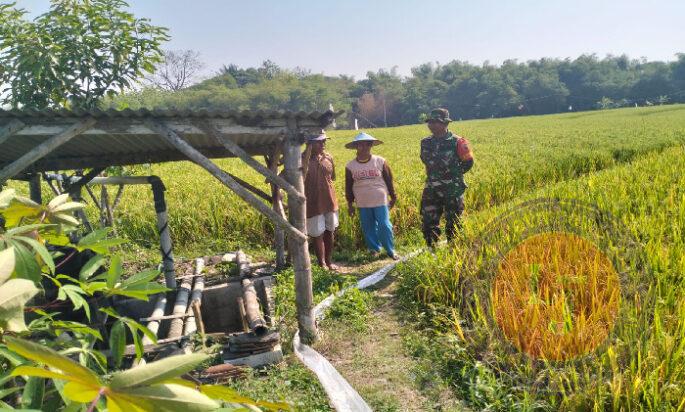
[345,132,384,149]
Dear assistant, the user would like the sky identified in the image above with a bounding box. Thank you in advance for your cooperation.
[14,0,685,79]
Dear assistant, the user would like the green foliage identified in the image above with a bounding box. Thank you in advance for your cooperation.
[325,288,373,333]
[228,359,330,412]
[0,0,168,110]
[104,54,685,126]
[272,266,357,347]
[0,247,39,332]
[0,189,285,411]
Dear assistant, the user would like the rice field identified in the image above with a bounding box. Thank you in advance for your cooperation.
[394,143,685,410]
[108,104,685,257]
[15,104,684,409]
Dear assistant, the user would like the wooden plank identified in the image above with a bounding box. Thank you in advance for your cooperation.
[196,121,305,204]
[0,119,26,146]
[0,118,96,184]
[283,118,317,343]
[146,120,307,243]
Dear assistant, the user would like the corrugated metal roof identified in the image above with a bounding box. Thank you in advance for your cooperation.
[0,108,343,176]
[0,107,342,121]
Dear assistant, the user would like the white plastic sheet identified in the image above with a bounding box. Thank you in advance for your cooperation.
[293,251,421,411]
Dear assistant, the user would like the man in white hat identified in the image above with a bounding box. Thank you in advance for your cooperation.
[303,133,339,270]
[344,132,399,260]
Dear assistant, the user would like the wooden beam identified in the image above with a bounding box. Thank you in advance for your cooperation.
[0,119,96,184]
[0,119,26,146]
[283,118,317,343]
[6,145,277,174]
[146,120,307,243]
[196,121,305,204]
[226,172,272,203]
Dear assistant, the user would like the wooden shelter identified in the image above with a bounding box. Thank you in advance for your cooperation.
[0,107,343,342]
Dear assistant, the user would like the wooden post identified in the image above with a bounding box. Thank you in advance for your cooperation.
[267,148,287,270]
[0,119,26,146]
[0,119,96,184]
[283,117,317,343]
[28,174,42,204]
[146,120,307,243]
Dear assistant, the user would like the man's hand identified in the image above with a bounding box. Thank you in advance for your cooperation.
[389,197,397,210]
[348,203,355,217]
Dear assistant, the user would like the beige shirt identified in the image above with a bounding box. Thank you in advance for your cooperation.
[345,155,389,208]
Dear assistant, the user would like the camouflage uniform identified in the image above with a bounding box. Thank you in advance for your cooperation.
[420,109,473,246]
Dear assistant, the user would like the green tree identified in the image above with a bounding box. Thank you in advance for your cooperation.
[0,0,168,110]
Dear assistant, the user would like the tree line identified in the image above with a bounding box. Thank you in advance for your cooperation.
[107,54,685,128]
[2,2,683,128]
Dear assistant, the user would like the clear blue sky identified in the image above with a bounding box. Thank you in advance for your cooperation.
[15,0,685,79]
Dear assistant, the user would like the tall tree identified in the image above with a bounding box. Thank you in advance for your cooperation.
[0,0,168,110]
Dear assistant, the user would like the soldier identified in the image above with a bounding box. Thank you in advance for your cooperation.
[420,108,474,247]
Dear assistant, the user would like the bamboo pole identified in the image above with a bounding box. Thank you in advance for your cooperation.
[235,250,251,277]
[146,120,306,243]
[184,258,205,336]
[283,118,317,343]
[0,119,26,146]
[149,177,177,290]
[142,293,167,345]
[267,148,287,269]
[242,278,268,335]
[196,121,305,204]
[168,272,193,339]
[0,119,96,184]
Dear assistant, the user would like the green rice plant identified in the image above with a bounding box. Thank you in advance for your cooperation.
[394,144,685,410]
[54,104,685,257]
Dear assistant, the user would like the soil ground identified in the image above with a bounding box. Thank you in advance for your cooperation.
[314,260,470,411]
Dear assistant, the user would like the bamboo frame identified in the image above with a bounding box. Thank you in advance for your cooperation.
[0,119,96,184]
[147,120,307,243]
[283,117,317,343]
[196,120,305,204]
[0,119,25,146]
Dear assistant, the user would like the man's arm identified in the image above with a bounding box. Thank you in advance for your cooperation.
[457,137,474,173]
[419,139,428,164]
[381,161,397,207]
[345,167,355,204]
[330,155,336,181]
[461,158,474,174]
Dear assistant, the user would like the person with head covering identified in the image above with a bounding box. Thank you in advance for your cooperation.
[420,108,474,247]
[303,132,339,270]
[344,132,399,260]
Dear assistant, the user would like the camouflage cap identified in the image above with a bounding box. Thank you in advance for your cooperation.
[425,108,452,124]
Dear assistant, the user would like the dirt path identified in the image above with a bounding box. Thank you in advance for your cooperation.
[313,263,469,411]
